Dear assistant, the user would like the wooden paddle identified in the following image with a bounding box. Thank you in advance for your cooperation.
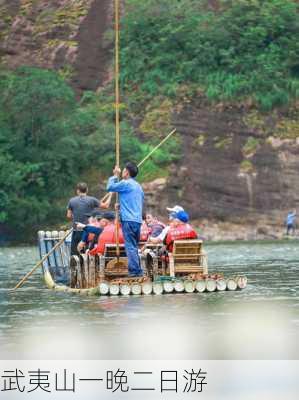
[12,228,73,291]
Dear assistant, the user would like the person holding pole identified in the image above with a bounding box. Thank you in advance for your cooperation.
[107,162,144,277]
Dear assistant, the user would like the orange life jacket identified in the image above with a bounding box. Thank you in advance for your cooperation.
[89,223,124,255]
[165,223,198,252]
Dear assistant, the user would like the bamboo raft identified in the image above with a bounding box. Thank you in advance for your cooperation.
[38,230,248,296]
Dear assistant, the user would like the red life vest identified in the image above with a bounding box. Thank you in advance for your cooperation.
[89,223,124,255]
[165,223,198,252]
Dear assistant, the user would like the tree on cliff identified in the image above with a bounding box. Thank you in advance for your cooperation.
[0,67,177,240]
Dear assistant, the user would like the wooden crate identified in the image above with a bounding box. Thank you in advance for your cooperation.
[167,240,208,277]
[100,244,128,278]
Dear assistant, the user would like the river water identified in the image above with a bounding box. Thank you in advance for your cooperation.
[0,241,298,360]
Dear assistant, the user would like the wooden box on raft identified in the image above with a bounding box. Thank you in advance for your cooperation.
[70,240,209,289]
[144,240,208,280]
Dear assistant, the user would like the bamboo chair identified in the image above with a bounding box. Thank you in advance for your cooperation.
[167,240,208,277]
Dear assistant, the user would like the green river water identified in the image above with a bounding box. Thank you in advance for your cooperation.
[0,241,298,360]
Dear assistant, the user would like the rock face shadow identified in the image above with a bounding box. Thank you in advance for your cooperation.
[71,0,111,93]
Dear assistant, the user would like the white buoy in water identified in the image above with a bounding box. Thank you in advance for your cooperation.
[131,283,142,295]
[195,280,206,293]
[99,282,109,295]
[216,279,227,291]
[153,282,163,295]
[236,275,248,289]
[163,281,174,293]
[227,278,237,291]
[174,280,184,293]
[120,284,131,296]
[184,280,195,293]
[141,282,153,295]
[206,279,217,292]
[109,284,120,296]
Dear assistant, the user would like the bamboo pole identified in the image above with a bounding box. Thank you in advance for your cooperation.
[13,229,73,290]
[137,128,176,168]
[114,0,121,262]
[100,128,177,203]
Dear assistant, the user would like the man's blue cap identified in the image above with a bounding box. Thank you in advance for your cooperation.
[176,210,189,223]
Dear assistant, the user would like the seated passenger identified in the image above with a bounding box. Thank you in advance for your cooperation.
[145,213,165,238]
[148,210,197,252]
[89,212,124,255]
[76,209,105,253]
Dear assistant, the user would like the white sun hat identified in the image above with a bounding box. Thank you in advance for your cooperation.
[166,205,184,213]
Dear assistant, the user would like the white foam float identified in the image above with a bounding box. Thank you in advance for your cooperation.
[195,280,206,293]
[98,282,109,295]
[236,275,248,289]
[174,280,184,293]
[109,284,120,296]
[131,283,142,295]
[216,279,227,291]
[163,281,174,293]
[184,280,195,293]
[153,282,163,295]
[206,279,217,292]
[141,282,153,295]
[227,278,237,291]
[120,284,131,296]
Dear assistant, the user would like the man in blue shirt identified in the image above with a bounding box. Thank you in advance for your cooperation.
[107,162,144,277]
[286,210,296,236]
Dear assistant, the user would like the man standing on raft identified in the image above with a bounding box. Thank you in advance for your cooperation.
[107,162,144,277]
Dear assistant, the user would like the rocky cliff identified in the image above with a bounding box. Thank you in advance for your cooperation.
[1,0,298,240]
[0,0,112,92]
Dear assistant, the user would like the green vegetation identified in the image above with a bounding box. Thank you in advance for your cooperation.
[0,67,178,241]
[242,137,261,157]
[240,159,255,174]
[121,0,299,111]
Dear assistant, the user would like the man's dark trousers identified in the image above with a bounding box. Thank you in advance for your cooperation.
[71,231,83,255]
[122,221,142,276]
